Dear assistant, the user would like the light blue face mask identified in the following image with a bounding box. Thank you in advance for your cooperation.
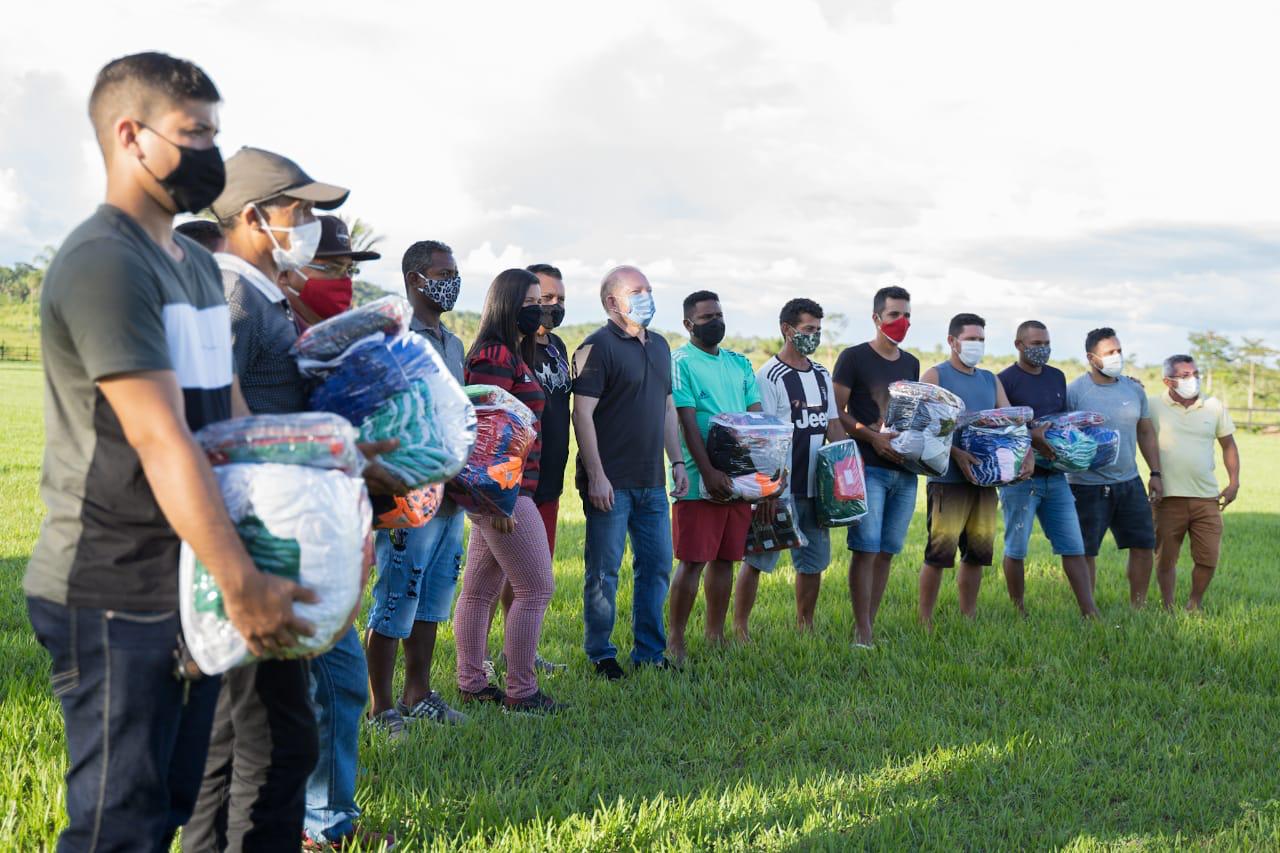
[623,291,655,328]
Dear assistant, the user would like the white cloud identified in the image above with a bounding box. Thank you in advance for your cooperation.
[1,0,1277,361]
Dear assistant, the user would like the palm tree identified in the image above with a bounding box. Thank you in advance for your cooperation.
[1237,337,1277,415]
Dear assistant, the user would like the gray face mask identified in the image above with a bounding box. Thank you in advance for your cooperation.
[1023,344,1051,367]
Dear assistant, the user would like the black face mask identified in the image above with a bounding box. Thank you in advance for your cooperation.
[540,303,565,330]
[137,125,226,214]
[691,318,726,347]
[517,304,544,336]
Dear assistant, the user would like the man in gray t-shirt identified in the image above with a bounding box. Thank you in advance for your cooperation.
[1066,327,1164,608]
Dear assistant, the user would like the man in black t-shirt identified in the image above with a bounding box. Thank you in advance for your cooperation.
[996,321,1098,617]
[573,265,689,678]
[832,285,920,647]
[26,53,309,851]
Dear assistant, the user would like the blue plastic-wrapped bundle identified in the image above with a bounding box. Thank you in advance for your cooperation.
[1033,411,1106,473]
[957,407,1033,486]
[1085,427,1120,471]
[305,333,435,424]
[447,386,537,518]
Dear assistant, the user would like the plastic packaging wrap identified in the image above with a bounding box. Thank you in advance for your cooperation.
[1031,411,1108,473]
[303,332,477,489]
[372,483,444,529]
[699,412,792,502]
[883,381,965,477]
[447,385,537,517]
[290,295,412,361]
[957,406,1034,486]
[815,440,868,528]
[179,463,371,675]
[745,496,809,555]
[195,413,363,476]
[1085,427,1120,471]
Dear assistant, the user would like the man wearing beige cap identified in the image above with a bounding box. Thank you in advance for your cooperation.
[186,147,369,851]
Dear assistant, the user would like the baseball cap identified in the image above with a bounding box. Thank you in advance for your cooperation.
[211,146,349,221]
[314,215,381,262]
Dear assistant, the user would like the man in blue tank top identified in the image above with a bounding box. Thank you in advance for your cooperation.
[918,313,1032,629]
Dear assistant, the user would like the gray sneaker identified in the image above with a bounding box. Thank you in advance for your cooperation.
[534,653,567,674]
[397,691,468,725]
[482,658,499,685]
[367,708,406,742]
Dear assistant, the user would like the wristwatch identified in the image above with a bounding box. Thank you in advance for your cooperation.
[1150,471,1162,478]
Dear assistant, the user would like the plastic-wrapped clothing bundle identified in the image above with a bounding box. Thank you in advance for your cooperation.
[699,412,792,502]
[290,294,412,362]
[1032,411,1104,472]
[957,406,1034,486]
[373,483,444,529]
[883,381,965,477]
[447,385,537,517]
[815,440,868,528]
[746,496,809,554]
[1085,427,1120,471]
[195,412,363,476]
[179,463,371,675]
[302,331,477,489]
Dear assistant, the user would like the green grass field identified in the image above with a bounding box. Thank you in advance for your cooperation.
[2,360,1279,850]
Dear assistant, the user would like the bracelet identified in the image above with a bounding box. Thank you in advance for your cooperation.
[671,461,685,469]
[1150,471,1162,477]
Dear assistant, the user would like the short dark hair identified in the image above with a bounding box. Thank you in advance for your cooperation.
[780,298,824,327]
[1085,327,1118,354]
[174,220,223,252]
[401,240,454,275]
[526,263,562,280]
[683,290,720,319]
[873,285,911,315]
[1016,320,1047,339]
[948,312,986,337]
[88,52,220,150]
[1163,354,1196,377]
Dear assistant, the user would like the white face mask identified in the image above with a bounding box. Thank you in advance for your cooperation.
[1096,352,1124,378]
[1174,376,1199,399]
[255,204,321,272]
[956,340,985,368]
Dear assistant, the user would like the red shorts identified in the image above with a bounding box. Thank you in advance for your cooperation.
[673,499,752,563]
[536,498,559,556]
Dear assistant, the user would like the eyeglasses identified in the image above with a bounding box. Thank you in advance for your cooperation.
[305,261,358,278]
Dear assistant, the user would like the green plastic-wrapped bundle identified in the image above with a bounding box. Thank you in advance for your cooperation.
[359,380,455,487]
[192,517,301,619]
[815,440,867,528]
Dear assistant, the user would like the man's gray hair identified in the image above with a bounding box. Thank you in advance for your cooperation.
[599,264,645,307]
[1163,354,1196,377]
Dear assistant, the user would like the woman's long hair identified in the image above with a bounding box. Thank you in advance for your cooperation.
[467,268,540,365]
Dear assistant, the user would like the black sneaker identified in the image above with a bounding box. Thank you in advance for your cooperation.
[503,689,568,715]
[594,658,627,680]
[459,685,506,706]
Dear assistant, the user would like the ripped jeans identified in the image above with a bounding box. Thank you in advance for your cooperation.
[369,510,465,638]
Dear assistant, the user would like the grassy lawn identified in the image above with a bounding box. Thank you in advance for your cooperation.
[2,359,1278,849]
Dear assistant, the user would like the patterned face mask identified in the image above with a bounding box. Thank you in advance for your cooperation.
[414,272,462,311]
[1023,344,1051,367]
[791,329,821,356]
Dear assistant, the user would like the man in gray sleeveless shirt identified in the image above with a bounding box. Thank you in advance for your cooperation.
[918,313,1032,628]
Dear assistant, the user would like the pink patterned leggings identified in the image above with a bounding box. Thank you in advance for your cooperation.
[455,496,554,700]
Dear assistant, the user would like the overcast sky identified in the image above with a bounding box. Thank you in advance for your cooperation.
[2,0,1277,361]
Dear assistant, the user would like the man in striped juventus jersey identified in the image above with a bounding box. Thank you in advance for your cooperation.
[735,299,846,636]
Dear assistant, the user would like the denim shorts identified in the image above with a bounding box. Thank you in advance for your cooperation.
[368,511,465,637]
[999,472,1086,559]
[746,497,831,574]
[847,466,919,555]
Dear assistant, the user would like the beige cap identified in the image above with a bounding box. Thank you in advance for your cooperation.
[210,146,349,221]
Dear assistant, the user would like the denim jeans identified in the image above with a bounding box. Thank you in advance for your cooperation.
[369,511,465,637]
[847,466,919,555]
[305,626,368,843]
[999,472,1086,559]
[582,486,673,664]
[26,597,222,853]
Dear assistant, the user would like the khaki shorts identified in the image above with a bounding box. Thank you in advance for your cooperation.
[1154,497,1223,569]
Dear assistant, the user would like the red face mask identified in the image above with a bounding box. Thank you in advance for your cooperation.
[878,315,910,344]
[299,277,353,320]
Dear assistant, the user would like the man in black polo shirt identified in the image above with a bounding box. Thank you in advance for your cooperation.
[26,53,311,851]
[573,265,688,678]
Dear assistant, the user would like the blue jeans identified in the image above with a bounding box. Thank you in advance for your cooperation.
[583,486,672,664]
[847,466,919,555]
[26,597,222,853]
[999,472,1086,559]
[305,626,368,843]
[369,511,465,638]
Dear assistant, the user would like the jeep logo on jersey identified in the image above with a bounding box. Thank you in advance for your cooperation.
[794,409,828,430]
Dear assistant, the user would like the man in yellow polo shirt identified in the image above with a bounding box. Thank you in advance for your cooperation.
[1148,354,1241,611]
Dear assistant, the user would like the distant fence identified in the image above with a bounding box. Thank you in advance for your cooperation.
[1231,408,1280,429]
[0,342,37,362]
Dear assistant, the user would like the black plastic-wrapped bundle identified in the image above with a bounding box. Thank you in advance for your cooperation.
[290,295,412,361]
[745,496,809,555]
[701,412,793,502]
